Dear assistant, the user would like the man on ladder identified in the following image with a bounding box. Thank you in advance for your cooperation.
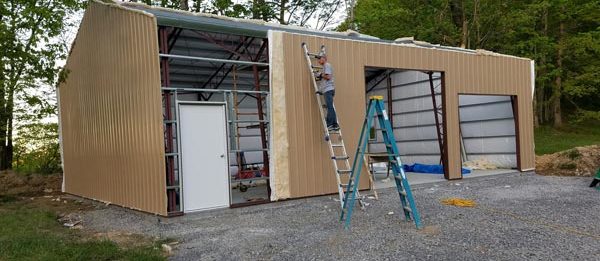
[315,54,339,131]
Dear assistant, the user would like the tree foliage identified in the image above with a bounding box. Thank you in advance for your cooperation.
[0,0,83,171]
[349,0,600,127]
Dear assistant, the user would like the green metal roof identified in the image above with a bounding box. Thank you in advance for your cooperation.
[119,2,485,55]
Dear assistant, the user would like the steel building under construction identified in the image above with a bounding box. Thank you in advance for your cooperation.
[58,0,536,216]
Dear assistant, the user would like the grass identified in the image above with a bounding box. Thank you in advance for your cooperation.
[0,200,166,261]
[534,121,600,155]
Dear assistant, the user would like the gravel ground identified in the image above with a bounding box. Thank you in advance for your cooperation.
[81,172,600,260]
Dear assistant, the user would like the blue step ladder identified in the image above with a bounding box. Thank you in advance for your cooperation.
[341,96,422,229]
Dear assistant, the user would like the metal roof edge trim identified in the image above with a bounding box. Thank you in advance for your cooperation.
[277,31,532,61]
[113,0,532,60]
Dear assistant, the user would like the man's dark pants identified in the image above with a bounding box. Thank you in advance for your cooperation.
[324,90,338,127]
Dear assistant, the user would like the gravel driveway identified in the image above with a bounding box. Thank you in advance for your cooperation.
[81,172,600,260]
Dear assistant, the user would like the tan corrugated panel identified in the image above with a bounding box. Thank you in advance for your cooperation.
[58,1,166,215]
[272,31,535,198]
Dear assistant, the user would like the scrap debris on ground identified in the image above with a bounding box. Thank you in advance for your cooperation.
[536,145,600,176]
[440,197,477,207]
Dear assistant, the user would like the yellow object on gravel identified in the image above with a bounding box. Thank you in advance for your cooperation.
[441,198,477,207]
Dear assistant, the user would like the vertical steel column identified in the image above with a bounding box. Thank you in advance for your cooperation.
[440,73,449,179]
[253,65,269,177]
[428,72,445,167]
[160,26,178,214]
[386,72,393,127]
[252,39,270,197]
[253,39,271,197]
[511,96,522,170]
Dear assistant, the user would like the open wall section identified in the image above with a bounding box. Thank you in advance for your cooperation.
[158,27,271,213]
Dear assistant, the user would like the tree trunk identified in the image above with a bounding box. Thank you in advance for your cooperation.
[5,89,13,169]
[535,5,549,127]
[449,0,468,48]
[460,0,468,49]
[347,0,356,30]
[0,66,7,170]
[553,10,564,128]
[473,0,479,49]
[278,0,286,24]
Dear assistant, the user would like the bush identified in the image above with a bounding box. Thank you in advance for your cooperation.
[569,110,600,125]
[564,149,582,160]
[13,123,61,175]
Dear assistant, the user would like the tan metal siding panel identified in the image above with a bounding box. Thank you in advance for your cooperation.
[58,1,166,215]
[276,32,535,198]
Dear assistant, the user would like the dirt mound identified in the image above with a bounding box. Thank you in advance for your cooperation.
[0,171,62,196]
[536,145,600,176]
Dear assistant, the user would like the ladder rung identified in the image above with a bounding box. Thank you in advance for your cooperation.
[339,183,350,188]
[312,65,323,69]
[365,153,398,156]
[308,52,321,57]
[229,120,269,123]
[403,206,412,213]
[332,156,349,160]
[231,149,269,152]
[337,169,352,174]
[331,144,344,147]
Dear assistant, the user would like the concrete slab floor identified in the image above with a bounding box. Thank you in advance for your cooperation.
[81,172,600,260]
[373,169,518,189]
[231,183,268,205]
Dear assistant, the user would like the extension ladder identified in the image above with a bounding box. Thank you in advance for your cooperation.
[341,96,422,229]
[301,43,364,209]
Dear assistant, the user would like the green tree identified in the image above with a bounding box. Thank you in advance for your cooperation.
[349,0,600,127]
[0,0,82,170]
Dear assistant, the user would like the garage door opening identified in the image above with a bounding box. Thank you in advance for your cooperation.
[364,68,448,187]
[458,94,519,175]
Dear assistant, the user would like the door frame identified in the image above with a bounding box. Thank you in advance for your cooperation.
[176,101,231,212]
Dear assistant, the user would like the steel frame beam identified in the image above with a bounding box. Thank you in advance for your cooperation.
[159,26,181,216]
[427,71,445,166]
[203,37,257,101]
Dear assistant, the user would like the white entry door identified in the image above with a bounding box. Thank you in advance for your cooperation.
[179,103,229,212]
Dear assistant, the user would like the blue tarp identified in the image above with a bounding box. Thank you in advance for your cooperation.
[403,163,471,175]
